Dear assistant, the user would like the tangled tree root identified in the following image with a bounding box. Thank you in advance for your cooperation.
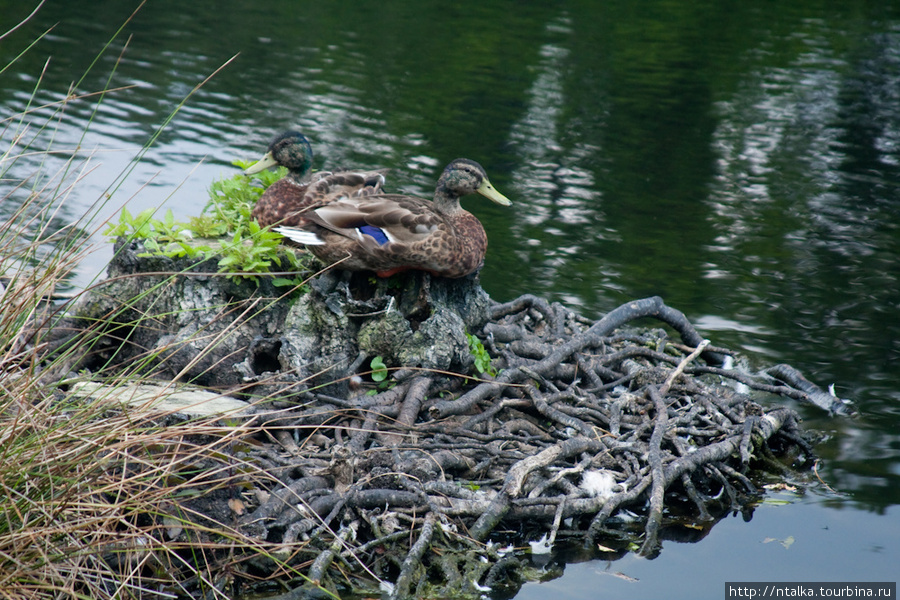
[230,294,839,599]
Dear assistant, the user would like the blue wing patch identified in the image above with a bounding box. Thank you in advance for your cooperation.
[359,224,389,245]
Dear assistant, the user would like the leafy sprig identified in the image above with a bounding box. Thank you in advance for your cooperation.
[467,333,497,377]
[104,207,211,258]
[104,160,307,285]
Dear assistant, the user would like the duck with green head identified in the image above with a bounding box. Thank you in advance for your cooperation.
[244,130,387,228]
[274,158,511,278]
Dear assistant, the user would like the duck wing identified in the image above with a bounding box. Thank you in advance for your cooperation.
[303,169,388,204]
[306,195,443,245]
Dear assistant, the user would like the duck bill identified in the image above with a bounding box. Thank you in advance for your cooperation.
[476,179,511,206]
[243,152,279,175]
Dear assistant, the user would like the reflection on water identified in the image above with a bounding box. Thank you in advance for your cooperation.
[3,0,900,593]
[707,20,900,503]
[507,13,608,309]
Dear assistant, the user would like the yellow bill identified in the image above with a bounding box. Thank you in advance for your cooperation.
[476,178,511,206]
[243,152,279,175]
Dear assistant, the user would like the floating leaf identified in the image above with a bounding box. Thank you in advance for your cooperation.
[596,543,617,552]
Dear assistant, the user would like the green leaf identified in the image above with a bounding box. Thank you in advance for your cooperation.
[466,333,497,377]
[217,255,239,268]
[370,356,388,382]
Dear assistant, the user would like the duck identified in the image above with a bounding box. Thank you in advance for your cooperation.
[274,158,511,278]
[244,130,387,228]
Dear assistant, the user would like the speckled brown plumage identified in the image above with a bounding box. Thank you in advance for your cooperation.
[275,158,511,278]
[244,131,386,229]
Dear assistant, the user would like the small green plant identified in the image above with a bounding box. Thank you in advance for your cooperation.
[217,220,306,282]
[203,159,286,231]
[185,213,228,238]
[104,160,309,284]
[104,207,212,259]
[370,355,388,382]
[103,206,156,239]
[467,333,497,377]
[366,356,396,395]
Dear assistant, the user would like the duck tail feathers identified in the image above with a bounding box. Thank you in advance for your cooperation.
[274,226,325,246]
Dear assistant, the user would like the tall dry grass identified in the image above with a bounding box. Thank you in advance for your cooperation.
[1,8,321,599]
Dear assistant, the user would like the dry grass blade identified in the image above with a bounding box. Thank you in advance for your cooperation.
[0,11,317,599]
[0,383,303,599]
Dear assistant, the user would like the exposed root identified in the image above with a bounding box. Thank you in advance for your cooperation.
[40,284,838,599]
[225,295,828,598]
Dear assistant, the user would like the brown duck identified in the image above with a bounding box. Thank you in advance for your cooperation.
[274,158,511,278]
[244,130,387,228]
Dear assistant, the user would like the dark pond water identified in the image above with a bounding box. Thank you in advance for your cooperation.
[3,0,899,596]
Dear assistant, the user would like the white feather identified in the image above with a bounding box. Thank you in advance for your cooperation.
[580,470,618,499]
[274,226,325,246]
[528,533,552,554]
